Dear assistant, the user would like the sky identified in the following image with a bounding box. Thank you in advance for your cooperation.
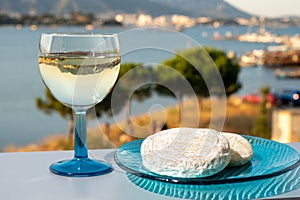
[224,0,300,18]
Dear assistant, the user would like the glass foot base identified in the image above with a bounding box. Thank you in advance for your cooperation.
[49,158,113,177]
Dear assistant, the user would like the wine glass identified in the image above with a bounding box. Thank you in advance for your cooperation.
[38,33,120,177]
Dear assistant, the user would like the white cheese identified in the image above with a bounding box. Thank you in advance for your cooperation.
[141,128,231,178]
[221,132,253,166]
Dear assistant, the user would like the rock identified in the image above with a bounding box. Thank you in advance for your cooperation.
[221,132,253,166]
[141,128,231,178]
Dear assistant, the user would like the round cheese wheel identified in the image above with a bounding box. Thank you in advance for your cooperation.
[221,132,253,166]
[141,128,231,178]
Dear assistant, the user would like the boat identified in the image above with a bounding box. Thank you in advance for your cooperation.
[237,32,284,44]
[264,46,300,67]
[213,27,286,44]
[275,68,300,79]
[29,25,38,31]
[239,49,264,67]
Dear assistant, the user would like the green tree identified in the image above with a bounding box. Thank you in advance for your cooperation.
[111,63,153,135]
[252,86,272,138]
[205,47,241,96]
[154,47,241,122]
[36,89,74,141]
[155,47,241,98]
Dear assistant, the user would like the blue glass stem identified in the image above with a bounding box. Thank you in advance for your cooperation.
[49,109,113,177]
[74,111,88,159]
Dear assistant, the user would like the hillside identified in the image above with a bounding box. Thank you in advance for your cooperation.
[0,0,251,18]
[149,0,250,18]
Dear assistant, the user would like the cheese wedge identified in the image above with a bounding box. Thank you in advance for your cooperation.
[141,128,231,178]
[221,132,253,166]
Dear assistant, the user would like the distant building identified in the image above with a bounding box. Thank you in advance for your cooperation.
[116,13,138,26]
[197,17,211,24]
[152,15,170,27]
[171,15,196,28]
[136,14,152,27]
[272,108,300,142]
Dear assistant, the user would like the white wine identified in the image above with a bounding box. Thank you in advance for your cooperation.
[39,52,120,108]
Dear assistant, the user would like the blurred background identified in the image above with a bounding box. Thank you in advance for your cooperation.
[0,0,300,152]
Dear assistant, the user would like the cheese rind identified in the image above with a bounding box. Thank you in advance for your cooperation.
[221,132,253,166]
[141,128,231,178]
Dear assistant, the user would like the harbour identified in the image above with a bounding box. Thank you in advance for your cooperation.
[214,26,300,68]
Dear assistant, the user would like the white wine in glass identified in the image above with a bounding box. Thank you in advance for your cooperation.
[38,33,120,177]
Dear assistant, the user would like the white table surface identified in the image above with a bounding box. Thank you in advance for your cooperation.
[0,143,299,200]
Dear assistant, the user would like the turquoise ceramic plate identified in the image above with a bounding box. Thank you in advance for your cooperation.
[126,167,300,199]
[114,135,300,184]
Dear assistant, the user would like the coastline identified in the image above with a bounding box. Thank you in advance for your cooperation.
[3,96,265,152]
